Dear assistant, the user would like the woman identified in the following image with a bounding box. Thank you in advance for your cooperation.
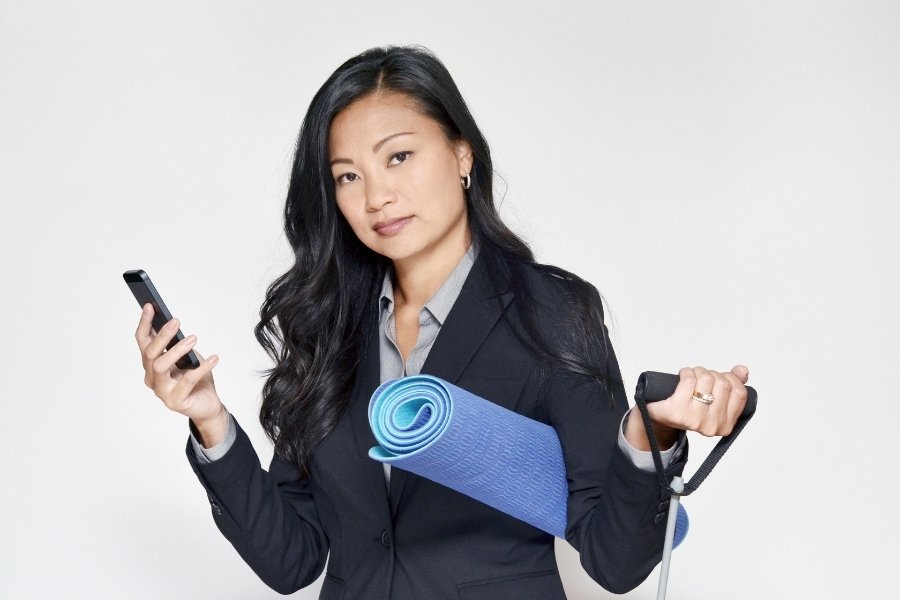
[134,45,749,599]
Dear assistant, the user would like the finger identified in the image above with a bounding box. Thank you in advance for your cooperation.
[692,366,714,395]
[672,367,698,403]
[646,366,703,432]
[666,367,697,429]
[731,364,750,384]
[684,366,716,434]
[722,371,748,432]
[708,371,732,436]
[171,354,219,400]
[135,303,155,350]
[151,334,198,378]
[138,304,160,388]
[144,317,181,362]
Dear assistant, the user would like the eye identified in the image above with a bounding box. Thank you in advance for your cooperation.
[335,172,359,185]
[388,151,412,166]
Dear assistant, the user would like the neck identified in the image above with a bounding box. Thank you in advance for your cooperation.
[392,229,471,309]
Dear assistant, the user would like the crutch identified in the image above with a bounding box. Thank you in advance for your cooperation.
[634,372,759,600]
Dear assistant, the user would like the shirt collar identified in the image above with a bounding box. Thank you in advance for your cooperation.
[379,242,479,326]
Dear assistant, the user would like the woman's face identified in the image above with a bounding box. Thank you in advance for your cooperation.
[328,91,473,266]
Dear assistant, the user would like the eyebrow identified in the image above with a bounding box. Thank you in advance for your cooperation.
[330,131,415,167]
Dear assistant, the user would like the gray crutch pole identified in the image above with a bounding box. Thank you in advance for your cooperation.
[634,372,758,600]
[656,475,683,600]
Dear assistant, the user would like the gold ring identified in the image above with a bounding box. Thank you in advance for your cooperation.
[692,391,715,405]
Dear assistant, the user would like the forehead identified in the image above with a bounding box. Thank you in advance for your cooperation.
[328,92,443,156]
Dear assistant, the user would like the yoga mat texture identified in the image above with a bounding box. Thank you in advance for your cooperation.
[368,374,688,545]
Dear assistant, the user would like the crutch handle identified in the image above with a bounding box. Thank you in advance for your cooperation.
[636,371,757,418]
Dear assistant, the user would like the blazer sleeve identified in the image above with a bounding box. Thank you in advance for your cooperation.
[542,293,688,594]
[185,416,329,595]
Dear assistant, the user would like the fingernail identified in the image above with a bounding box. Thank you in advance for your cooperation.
[209,355,219,364]
[186,335,196,345]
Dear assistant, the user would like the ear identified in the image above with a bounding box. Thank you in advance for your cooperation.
[454,138,474,176]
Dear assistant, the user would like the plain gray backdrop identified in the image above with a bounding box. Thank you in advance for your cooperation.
[2,1,898,598]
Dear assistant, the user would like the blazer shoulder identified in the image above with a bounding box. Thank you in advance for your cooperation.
[518,261,604,316]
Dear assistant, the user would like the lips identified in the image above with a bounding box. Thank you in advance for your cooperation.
[373,216,414,236]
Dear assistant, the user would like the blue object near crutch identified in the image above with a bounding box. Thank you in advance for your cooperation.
[367,374,689,544]
[634,372,758,600]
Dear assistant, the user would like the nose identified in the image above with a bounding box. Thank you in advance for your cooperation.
[364,172,397,212]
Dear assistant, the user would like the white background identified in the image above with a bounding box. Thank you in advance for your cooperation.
[2,1,898,598]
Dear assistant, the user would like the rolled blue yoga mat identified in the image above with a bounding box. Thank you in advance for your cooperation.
[368,374,688,546]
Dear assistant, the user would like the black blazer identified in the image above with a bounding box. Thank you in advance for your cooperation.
[187,251,688,599]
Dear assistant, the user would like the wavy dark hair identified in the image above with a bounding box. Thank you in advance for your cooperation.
[255,45,616,472]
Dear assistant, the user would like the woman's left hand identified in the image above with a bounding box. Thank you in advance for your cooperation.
[624,365,750,451]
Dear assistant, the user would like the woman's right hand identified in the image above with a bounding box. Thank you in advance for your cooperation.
[135,303,228,446]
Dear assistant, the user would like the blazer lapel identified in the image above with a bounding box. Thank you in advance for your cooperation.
[348,320,393,522]
[388,251,514,514]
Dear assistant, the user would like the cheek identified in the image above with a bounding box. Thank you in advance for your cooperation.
[334,196,350,222]
[407,157,461,208]
[335,198,365,235]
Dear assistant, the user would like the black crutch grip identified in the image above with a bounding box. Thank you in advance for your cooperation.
[636,371,757,418]
[633,370,758,497]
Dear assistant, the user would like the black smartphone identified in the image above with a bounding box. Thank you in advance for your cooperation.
[123,269,201,370]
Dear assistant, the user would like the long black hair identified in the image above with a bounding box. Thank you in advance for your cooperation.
[255,45,616,472]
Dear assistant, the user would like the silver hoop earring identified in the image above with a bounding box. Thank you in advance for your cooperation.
[462,173,471,190]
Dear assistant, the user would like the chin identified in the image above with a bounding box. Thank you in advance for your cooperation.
[359,234,416,260]
[375,243,426,263]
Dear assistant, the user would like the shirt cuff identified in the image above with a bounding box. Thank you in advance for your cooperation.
[189,413,237,464]
[617,408,686,472]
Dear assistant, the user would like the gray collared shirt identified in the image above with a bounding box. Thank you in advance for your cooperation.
[376,243,478,487]
[191,245,683,474]
[377,243,477,381]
